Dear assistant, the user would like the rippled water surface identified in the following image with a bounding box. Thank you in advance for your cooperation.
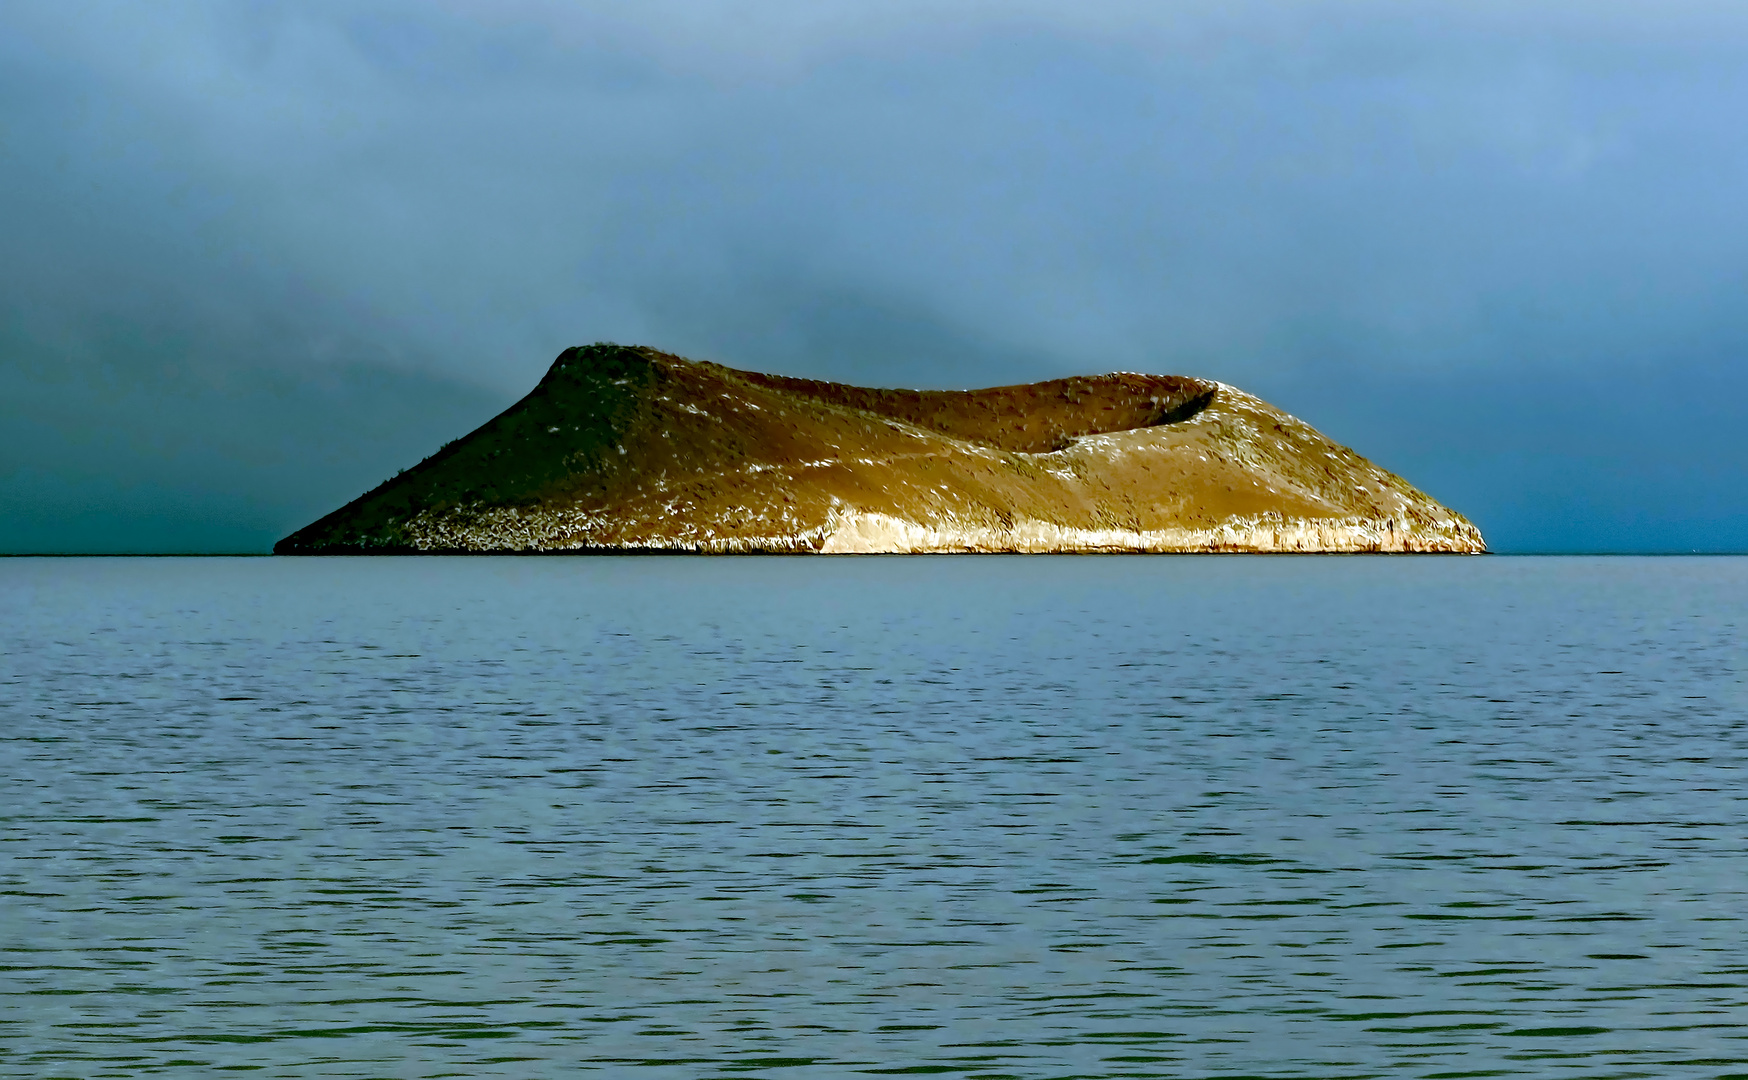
[3,555,1746,1079]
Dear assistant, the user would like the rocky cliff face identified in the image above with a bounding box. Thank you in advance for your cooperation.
[276,344,1485,554]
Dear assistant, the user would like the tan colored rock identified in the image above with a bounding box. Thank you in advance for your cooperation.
[276,344,1485,554]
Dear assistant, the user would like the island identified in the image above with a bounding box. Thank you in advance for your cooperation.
[275,343,1485,554]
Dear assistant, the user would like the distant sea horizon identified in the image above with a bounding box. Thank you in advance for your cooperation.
[4,549,1748,557]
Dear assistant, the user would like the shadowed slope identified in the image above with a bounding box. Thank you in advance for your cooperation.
[276,344,1484,554]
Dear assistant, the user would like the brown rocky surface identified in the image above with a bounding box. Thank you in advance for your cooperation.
[275,343,1486,554]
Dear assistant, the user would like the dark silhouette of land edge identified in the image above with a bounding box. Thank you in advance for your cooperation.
[276,344,1485,554]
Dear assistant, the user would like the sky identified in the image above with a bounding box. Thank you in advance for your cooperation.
[3,0,1746,554]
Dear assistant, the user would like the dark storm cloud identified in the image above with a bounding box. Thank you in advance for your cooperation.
[4,0,1747,551]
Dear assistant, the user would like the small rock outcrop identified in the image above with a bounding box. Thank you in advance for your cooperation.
[276,344,1485,554]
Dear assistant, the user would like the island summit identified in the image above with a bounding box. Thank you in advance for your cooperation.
[276,344,1485,554]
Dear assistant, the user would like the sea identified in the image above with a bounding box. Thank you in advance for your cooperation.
[2,555,1745,1080]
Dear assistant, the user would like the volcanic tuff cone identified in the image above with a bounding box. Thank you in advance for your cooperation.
[275,344,1485,554]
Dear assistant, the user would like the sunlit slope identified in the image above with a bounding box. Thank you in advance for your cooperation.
[276,344,1485,553]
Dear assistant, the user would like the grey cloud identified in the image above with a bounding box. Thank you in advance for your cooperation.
[4,0,1747,551]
